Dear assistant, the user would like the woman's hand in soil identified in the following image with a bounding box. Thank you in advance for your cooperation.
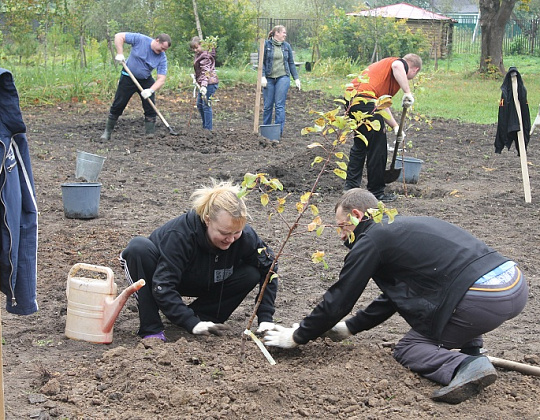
[192,321,230,336]
[263,323,299,348]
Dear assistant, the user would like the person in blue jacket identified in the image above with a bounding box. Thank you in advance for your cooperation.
[100,32,171,141]
[120,179,278,342]
[0,68,39,315]
[261,25,301,137]
[264,188,528,404]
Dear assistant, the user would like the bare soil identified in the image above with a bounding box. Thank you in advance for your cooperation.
[2,85,539,419]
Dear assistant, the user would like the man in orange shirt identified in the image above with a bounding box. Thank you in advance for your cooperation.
[345,54,422,202]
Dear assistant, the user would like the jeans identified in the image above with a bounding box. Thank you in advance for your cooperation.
[197,83,218,130]
[263,75,290,134]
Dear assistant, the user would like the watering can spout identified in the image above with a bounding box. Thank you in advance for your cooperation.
[102,279,146,334]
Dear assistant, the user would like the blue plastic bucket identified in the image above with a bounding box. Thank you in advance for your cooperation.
[395,156,423,184]
[61,182,102,219]
[259,124,281,141]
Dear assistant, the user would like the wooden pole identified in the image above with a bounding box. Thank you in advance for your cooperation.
[510,72,532,203]
[488,356,540,377]
[253,38,265,134]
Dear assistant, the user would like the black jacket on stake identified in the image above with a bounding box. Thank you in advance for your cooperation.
[494,67,531,155]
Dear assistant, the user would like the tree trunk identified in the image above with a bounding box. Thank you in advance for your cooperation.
[192,0,203,39]
[479,0,517,74]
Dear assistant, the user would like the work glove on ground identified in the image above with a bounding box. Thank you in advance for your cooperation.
[192,321,230,336]
[323,322,352,342]
[256,321,276,333]
[115,54,125,63]
[261,76,267,88]
[402,92,414,108]
[263,323,299,348]
[530,112,540,135]
[141,89,154,100]
[295,79,301,90]
[200,86,207,96]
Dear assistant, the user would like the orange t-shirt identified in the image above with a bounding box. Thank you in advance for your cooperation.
[348,57,404,99]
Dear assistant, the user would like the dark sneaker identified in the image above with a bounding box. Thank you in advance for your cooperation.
[142,331,166,342]
[431,356,497,404]
[375,193,396,203]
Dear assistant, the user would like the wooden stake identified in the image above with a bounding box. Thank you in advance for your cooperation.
[510,72,532,203]
[488,356,540,377]
[253,38,265,134]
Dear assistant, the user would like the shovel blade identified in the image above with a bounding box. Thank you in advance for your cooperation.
[384,168,401,184]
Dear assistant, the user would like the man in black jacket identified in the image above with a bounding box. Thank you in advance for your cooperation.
[265,188,528,404]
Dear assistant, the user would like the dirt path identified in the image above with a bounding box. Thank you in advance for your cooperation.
[2,85,539,419]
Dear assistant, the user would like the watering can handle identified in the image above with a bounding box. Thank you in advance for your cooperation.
[67,263,116,296]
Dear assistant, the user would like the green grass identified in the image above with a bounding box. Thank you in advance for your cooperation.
[6,53,540,124]
[302,53,540,124]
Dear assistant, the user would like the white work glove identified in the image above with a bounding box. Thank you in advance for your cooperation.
[323,322,352,342]
[115,54,125,63]
[393,125,406,143]
[295,79,301,91]
[141,89,154,100]
[192,321,230,336]
[402,92,414,108]
[530,112,540,135]
[200,86,207,96]
[264,323,299,348]
[256,322,275,333]
[261,76,267,88]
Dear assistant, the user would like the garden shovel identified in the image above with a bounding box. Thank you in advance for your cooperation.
[384,106,407,184]
[121,61,179,136]
[190,73,209,105]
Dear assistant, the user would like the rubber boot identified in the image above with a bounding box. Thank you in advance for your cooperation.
[100,118,117,141]
[144,120,156,138]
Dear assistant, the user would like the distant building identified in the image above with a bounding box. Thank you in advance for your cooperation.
[348,3,457,58]
[431,0,479,24]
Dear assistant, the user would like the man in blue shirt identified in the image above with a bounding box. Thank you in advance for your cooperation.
[101,32,171,141]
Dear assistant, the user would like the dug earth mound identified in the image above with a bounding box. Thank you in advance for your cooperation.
[2,85,539,419]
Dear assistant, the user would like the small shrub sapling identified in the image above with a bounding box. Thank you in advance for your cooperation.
[239,87,398,359]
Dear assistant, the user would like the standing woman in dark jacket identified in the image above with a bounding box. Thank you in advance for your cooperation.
[261,25,301,136]
[120,179,278,342]
[190,36,219,132]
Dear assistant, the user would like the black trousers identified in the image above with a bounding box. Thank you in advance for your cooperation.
[345,102,388,196]
[120,236,260,336]
[393,270,528,385]
[108,73,157,122]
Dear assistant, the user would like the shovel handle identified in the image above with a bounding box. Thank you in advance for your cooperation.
[120,61,173,130]
[390,106,408,169]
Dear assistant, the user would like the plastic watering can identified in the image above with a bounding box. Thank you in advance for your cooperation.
[65,263,145,344]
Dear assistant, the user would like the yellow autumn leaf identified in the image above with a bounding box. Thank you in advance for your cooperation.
[334,168,347,179]
[300,192,311,204]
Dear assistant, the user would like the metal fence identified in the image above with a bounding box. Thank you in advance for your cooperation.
[425,17,540,56]
[256,18,314,49]
[256,16,540,57]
